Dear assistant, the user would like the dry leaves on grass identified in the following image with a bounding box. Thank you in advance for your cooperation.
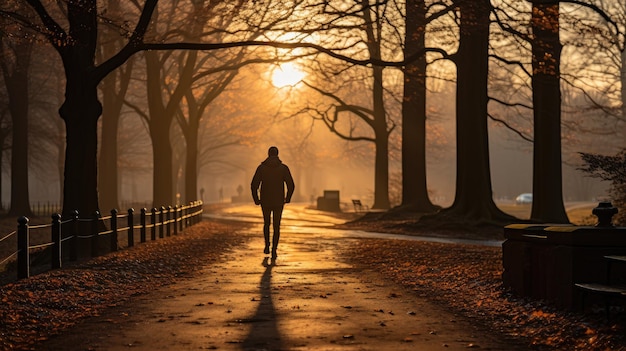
[344,238,626,351]
[0,221,248,351]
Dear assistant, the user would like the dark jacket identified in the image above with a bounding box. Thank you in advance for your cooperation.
[251,156,295,207]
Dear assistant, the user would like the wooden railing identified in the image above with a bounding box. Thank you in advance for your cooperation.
[0,201,203,281]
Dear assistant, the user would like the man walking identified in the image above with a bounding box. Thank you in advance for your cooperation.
[251,146,295,258]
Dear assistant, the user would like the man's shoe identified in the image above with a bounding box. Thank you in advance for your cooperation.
[264,246,270,254]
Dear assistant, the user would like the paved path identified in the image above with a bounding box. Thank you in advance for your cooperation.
[205,204,504,247]
[41,206,522,350]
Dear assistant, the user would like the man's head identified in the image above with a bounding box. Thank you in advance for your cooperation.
[268,146,279,157]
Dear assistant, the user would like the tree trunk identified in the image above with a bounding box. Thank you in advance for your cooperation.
[98,0,132,213]
[371,64,390,209]
[4,40,33,217]
[401,0,437,212]
[184,143,198,204]
[60,91,102,219]
[98,76,121,212]
[530,2,569,223]
[446,0,513,222]
[150,123,174,208]
[619,42,626,149]
[144,51,173,209]
[184,117,199,203]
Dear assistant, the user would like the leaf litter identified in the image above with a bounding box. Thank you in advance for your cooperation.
[0,221,246,350]
[343,238,626,351]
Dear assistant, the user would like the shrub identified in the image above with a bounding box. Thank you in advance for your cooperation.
[578,149,626,226]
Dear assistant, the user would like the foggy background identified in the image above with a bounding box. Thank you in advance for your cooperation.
[1,0,620,213]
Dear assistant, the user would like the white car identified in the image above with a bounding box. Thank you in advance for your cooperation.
[515,193,533,204]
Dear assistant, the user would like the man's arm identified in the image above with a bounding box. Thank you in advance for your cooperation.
[250,166,262,205]
[284,166,295,203]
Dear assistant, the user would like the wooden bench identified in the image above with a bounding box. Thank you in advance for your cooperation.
[352,199,368,213]
[575,255,626,318]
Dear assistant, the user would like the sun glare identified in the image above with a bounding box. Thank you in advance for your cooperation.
[271,63,305,88]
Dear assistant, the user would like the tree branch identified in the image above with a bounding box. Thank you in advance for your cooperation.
[488,113,533,142]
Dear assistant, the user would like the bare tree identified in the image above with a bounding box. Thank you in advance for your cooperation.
[0,87,11,210]
[97,0,136,212]
[400,0,453,212]
[529,2,568,222]
[0,6,34,216]
[3,0,325,218]
[439,0,515,222]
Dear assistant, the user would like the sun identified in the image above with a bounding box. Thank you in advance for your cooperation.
[271,63,306,88]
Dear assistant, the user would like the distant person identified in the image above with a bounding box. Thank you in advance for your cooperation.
[251,146,295,258]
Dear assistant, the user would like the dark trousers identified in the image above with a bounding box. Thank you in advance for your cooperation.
[262,204,284,250]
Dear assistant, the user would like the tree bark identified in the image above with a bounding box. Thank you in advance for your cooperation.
[60,89,102,219]
[184,116,199,204]
[98,0,133,213]
[620,42,626,149]
[400,0,437,212]
[363,1,391,210]
[446,0,513,222]
[144,50,175,208]
[371,65,391,209]
[99,74,121,212]
[3,40,34,216]
[530,2,569,223]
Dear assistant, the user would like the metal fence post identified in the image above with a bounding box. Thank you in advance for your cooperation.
[173,205,178,235]
[127,208,135,247]
[192,201,196,225]
[159,206,165,239]
[17,216,29,279]
[179,204,185,232]
[197,201,202,224]
[140,208,147,243]
[91,211,100,257]
[110,209,118,252]
[70,210,79,261]
[51,213,62,269]
[166,206,172,237]
[185,203,190,228]
[151,208,157,240]
[190,201,195,225]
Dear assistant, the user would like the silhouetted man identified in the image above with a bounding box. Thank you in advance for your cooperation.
[251,146,295,258]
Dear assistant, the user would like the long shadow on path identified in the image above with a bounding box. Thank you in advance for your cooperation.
[242,257,285,350]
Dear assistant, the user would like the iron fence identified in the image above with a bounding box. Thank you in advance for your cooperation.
[0,201,203,281]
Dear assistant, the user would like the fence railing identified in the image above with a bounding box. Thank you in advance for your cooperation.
[0,201,204,281]
[25,201,153,217]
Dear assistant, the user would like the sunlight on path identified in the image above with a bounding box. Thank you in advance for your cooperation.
[205,203,504,247]
[48,226,520,350]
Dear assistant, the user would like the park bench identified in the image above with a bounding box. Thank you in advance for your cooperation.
[352,199,368,213]
[575,255,626,318]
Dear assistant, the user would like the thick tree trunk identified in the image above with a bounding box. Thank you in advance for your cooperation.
[619,43,626,149]
[98,76,120,212]
[60,92,102,219]
[144,51,175,209]
[4,41,33,216]
[530,2,569,223]
[184,116,199,203]
[446,0,513,222]
[97,1,132,213]
[150,123,174,208]
[400,0,437,212]
[50,0,103,220]
[371,65,390,209]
